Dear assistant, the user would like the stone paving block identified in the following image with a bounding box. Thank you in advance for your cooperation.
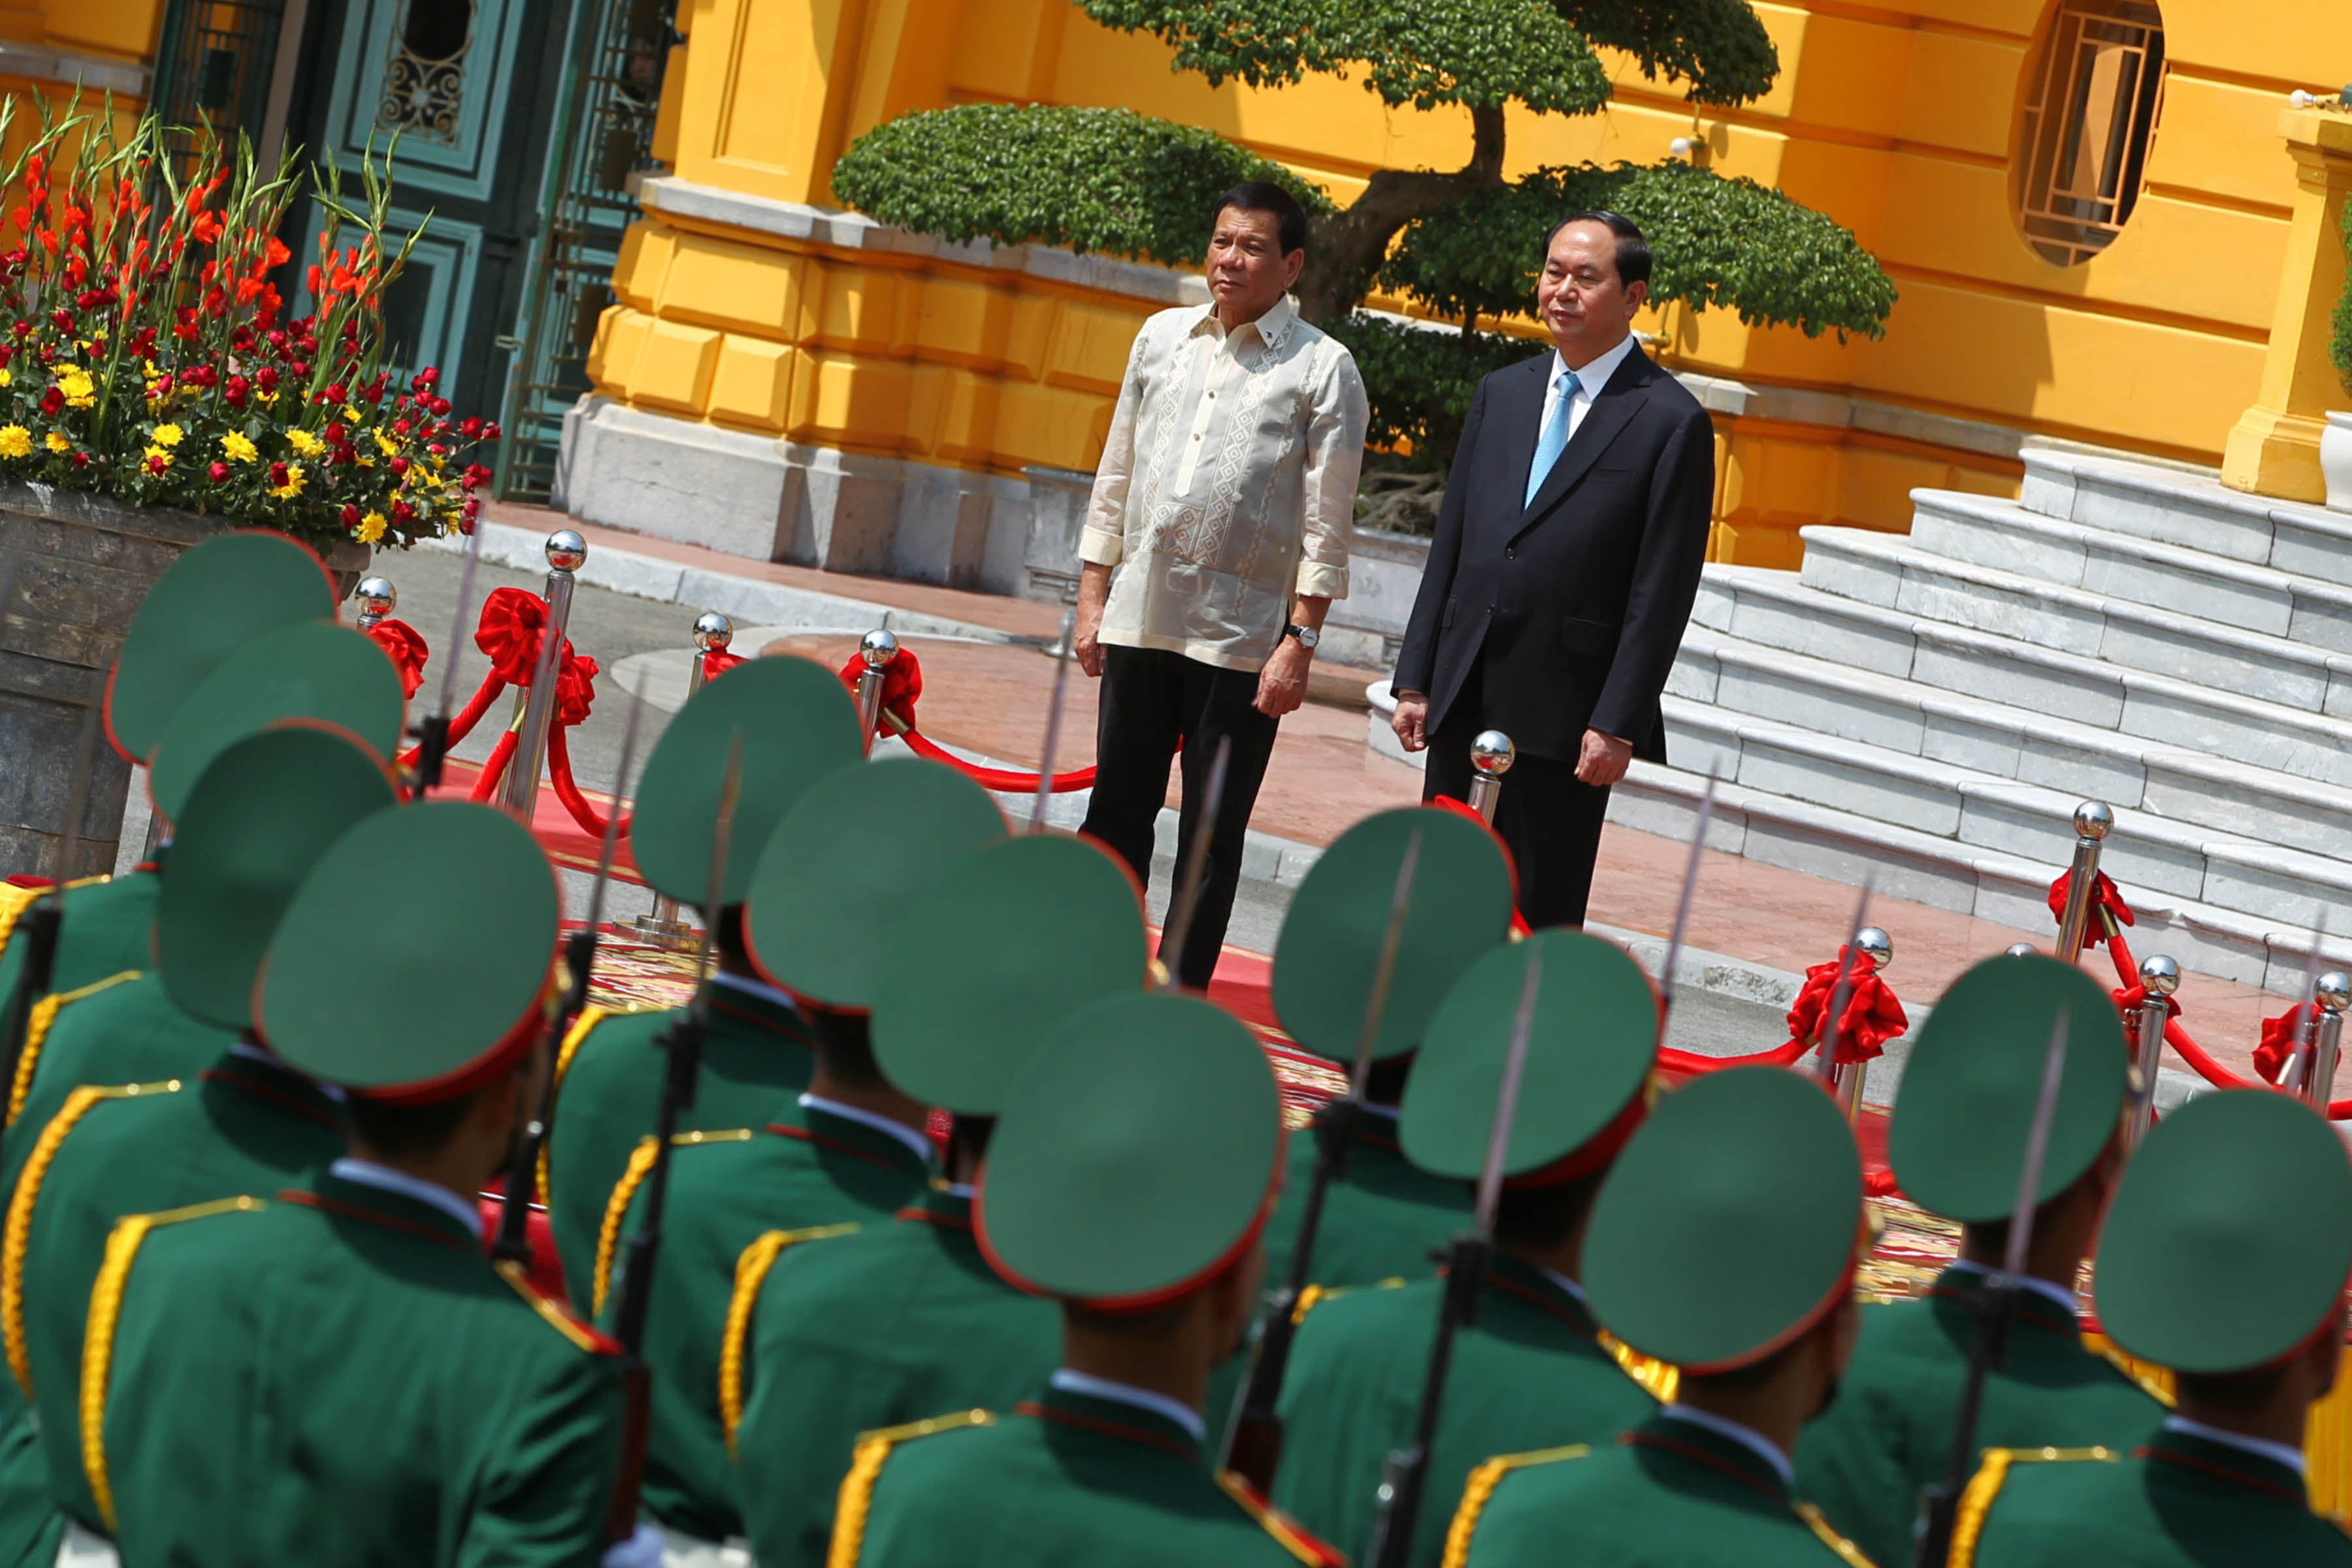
[1736,738,1963,838]
[2083,547,2289,639]
[1718,660,1925,756]
[1909,638,2125,728]
[1895,566,2105,658]
[2097,618,2328,711]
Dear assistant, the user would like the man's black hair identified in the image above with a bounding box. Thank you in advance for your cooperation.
[1213,182,1309,257]
[1492,1166,1611,1252]
[806,1007,887,1088]
[1544,210,1652,289]
[347,1087,487,1159]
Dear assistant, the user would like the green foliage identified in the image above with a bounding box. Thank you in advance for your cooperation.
[1076,0,1610,113]
[1322,313,1534,470]
[1560,0,1778,105]
[1381,161,1897,340]
[2335,194,2352,398]
[830,105,1331,265]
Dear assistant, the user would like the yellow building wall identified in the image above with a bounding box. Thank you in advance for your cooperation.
[602,0,2325,565]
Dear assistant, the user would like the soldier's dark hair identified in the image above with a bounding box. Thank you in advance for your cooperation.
[943,1113,994,1181]
[1212,182,1309,257]
[346,1086,487,1158]
[1492,1166,1611,1252]
[807,1007,888,1088]
[1543,210,1652,289]
[2176,1364,2298,1413]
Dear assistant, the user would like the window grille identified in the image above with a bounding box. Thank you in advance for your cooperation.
[149,0,291,178]
[2016,1,2166,267]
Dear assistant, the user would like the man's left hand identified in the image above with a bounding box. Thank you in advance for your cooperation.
[1255,639,1313,717]
[1576,728,1633,787]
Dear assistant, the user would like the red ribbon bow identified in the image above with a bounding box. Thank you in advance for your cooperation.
[1786,947,1908,1065]
[835,643,924,735]
[700,647,747,681]
[2046,868,2134,949]
[475,585,596,724]
[365,618,429,701]
[2110,984,2182,1026]
[2255,1004,2315,1086]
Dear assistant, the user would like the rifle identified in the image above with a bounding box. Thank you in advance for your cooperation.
[1030,607,1077,834]
[1366,941,1544,1568]
[1652,766,1715,1035]
[1910,1007,2071,1567]
[605,732,742,1541]
[0,698,105,1098]
[412,508,486,793]
[1154,737,1232,992]
[1220,826,1426,1488]
[492,678,645,1267]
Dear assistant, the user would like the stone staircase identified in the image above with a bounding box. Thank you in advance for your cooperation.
[1607,448,2352,996]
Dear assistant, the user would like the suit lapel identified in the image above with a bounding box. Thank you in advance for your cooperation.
[1480,355,1552,548]
[1516,347,1655,533]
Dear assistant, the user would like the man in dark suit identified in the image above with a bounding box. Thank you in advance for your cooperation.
[1392,211,1714,928]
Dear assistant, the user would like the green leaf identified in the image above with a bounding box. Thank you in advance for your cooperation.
[1558,0,1778,105]
[1319,313,1535,471]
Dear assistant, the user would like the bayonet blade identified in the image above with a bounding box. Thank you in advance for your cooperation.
[1473,943,1544,1235]
[1154,736,1232,990]
[1346,825,1426,1100]
[1816,877,1877,1079]
[1030,607,1076,835]
[1654,768,1718,1030]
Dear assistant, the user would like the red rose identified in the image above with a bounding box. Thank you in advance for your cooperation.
[39,387,61,415]
[388,456,410,476]
[390,498,416,524]
[208,461,228,482]
[340,504,361,526]
[48,310,71,332]
[429,397,451,417]
[483,422,501,441]
[325,423,347,444]
[324,382,346,402]
[69,451,87,468]
[268,461,288,486]
[254,367,278,392]
[459,417,482,438]
[391,419,410,436]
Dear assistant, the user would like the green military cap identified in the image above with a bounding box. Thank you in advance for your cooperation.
[259,800,557,1102]
[1887,953,2126,1224]
[1272,806,1516,1062]
[158,725,400,1032]
[145,622,406,823]
[629,655,864,907]
[979,991,1282,1307]
[743,756,1007,1012]
[2094,1089,2352,1374]
[1584,1066,1863,1372]
[1399,929,1657,1183]
[872,834,1146,1115]
[106,530,336,763]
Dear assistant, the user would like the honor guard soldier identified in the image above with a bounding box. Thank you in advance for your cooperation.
[596,755,1005,1558]
[1268,928,1663,1567]
[1957,1088,2352,1567]
[831,989,1343,1568]
[0,725,395,1558]
[732,832,1147,1567]
[82,800,625,1565]
[0,529,338,1007]
[542,654,864,1299]
[1792,955,2159,1567]
[1450,1066,1875,1568]
[2,618,406,1161]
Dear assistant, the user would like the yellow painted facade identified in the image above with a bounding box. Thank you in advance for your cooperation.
[585,0,2352,565]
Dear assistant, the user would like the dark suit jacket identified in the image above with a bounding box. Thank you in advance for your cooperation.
[1394,345,1715,763]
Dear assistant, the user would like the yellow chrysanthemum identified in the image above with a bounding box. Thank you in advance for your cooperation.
[269,463,305,500]
[373,429,399,456]
[57,370,94,408]
[151,423,184,448]
[221,431,259,463]
[0,369,14,389]
[0,426,31,459]
[286,429,324,459]
[44,432,67,453]
[355,510,388,544]
[343,404,363,421]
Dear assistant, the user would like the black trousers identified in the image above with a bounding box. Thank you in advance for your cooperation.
[1424,665,1612,930]
[1079,645,1281,988]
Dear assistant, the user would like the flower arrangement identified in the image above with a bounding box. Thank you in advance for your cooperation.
[0,101,497,549]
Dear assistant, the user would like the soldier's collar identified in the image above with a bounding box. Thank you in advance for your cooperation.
[306,1160,483,1247]
[1037,1370,1205,1454]
[1484,1252,1598,1338]
[794,1094,936,1170]
[1940,1260,2080,1327]
[708,970,806,1022]
[1631,1409,1793,1499]
[2157,1416,2307,1484]
[901,1183,975,1230]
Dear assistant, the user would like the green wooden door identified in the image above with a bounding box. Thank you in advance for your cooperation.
[283,0,576,421]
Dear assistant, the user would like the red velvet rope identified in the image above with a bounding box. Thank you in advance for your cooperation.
[896,724,1099,792]
[546,721,627,840]
[397,668,506,770]
[1657,949,1906,1077]
[1656,1033,1816,1075]
[470,730,517,803]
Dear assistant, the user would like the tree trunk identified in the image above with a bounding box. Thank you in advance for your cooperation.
[1294,105,1507,324]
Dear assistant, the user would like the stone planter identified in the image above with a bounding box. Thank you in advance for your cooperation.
[2323,412,2352,512]
[0,485,368,878]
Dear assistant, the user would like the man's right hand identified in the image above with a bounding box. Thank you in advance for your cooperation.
[1391,690,1429,752]
[1073,563,1111,677]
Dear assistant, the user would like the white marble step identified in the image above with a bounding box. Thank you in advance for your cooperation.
[1607,758,2352,996]
[1671,625,2352,862]
[1796,525,2352,716]
[1657,693,2352,941]
[2021,448,2352,579]
[1692,565,2352,787]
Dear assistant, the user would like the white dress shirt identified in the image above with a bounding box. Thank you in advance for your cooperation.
[1541,331,1640,447]
[1081,297,1369,672]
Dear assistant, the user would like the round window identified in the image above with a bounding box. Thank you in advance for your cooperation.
[2014,1,2166,266]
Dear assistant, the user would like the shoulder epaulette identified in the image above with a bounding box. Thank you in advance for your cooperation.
[0,875,108,956]
[1598,1328,1679,1402]
[1793,1501,1879,1567]
[493,1256,622,1356]
[589,1128,755,1316]
[2089,1334,2176,1407]
[3,1079,182,1396]
[1292,1275,1407,1328]
[719,1222,861,1455]
[82,1195,270,1531]
[1216,1470,1348,1567]
[7,970,140,1127]
[828,1410,996,1568]
[1440,1444,1592,1568]
[536,1005,615,1206]
[1948,1446,2119,1568]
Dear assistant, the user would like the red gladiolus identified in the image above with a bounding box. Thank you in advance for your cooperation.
[208,462,229,482]
[263,237,290,269]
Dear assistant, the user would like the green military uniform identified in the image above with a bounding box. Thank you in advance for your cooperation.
[0,725,391,1550]
[1793,955,2155,1566]
[1269,928,1663,1567]
[836,990,1341,1568]
[84,799,623,1564]
[734,833,1147,1567]
[1453,1067,1874,1568]
[0,872,155,1058]
[543,652,862,1305]
[1960,1089,2352,1567]
[598,752,1005,1548]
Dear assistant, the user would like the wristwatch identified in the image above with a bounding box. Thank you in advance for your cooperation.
[1283,623,1320,650]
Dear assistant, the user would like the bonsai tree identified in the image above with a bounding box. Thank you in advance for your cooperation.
[831,0,1897,470]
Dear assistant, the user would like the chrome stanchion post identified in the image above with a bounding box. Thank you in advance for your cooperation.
[501,530,585,821]
[2004,943,2041,958]
[2125,955,2178,1152]
[691,613,734,687]
[2052,800,2114,965]
[353,576,397,631]
[1466,731,1515,825]
[856,629,898,756]
[1819,926,1892,1122]
[2300,972,2349,1108]
[626,610,729,953]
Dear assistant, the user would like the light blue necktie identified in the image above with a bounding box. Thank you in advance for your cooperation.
[1524,368,1580,509]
